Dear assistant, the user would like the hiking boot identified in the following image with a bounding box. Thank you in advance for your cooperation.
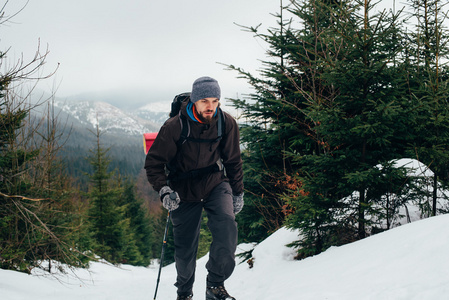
[177,294,193,300]
[206,285,236,300]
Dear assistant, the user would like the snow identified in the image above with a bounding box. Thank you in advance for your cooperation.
[2,214,449,299]
[393,158,434,177]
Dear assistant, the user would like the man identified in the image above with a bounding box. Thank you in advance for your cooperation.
[145,76,244,300]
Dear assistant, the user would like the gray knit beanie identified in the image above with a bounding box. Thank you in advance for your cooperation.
[190,76,221,103]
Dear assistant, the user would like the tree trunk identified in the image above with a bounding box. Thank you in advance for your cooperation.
[358,189,366,239]
[432,174,437,216]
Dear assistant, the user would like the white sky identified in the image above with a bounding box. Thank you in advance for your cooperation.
[0,0,431,104]
[1,0,281,101]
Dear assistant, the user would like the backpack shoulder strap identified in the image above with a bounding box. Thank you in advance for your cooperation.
[177,113,189,147]
[178,107,226,145]
[217,108,225,140]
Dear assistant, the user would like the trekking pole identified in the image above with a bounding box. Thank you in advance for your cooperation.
[153,210,171,300]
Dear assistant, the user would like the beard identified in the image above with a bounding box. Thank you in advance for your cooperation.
[195,108,215,124]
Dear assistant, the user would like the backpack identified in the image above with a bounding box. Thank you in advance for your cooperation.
[143,93,226,155]
[169,92,191,118]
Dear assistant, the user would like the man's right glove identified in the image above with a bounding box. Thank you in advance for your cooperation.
[159,186,181,211]
[232,193,244,215]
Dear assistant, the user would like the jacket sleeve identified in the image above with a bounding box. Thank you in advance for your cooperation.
[220,113,244,195]
[144,118,179,193]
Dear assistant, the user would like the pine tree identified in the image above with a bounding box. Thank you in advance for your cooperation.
[0,10,75,270]
[228,0,328,243]
[230,0,422,257]
[229,0,358,246]
[0,69,38,272]
[284,0,417,255]
[119,180,153,266]
[86,125,129,263]
[30,99,94,270]
[404,0,449,216]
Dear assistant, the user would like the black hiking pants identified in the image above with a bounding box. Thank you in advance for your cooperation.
[170,181,238,296]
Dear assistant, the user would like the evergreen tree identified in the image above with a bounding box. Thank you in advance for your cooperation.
[25,99,94,270]
[230,0,425,257]
[295,0,411,237]
[404,0,449,216]
[0,76,39,272]
[86,126,156,265]
[86,125,130,263]
[229,0,358,245]
[119,180,153,266]
[229,0,328,243]
[0,65,90,272]
[0,7,89,271]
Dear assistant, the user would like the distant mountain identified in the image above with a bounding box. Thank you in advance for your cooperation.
[133,101,171,126]
[64,88,176,112]
[53,98,167,135]
[29,95,174,183]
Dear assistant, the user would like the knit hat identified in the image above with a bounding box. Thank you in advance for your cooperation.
[190,76,221,103]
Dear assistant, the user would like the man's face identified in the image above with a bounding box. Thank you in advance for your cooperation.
[194,97,219,123]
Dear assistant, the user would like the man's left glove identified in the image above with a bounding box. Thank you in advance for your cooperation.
[232,193,244,215]
[159,186,181,211]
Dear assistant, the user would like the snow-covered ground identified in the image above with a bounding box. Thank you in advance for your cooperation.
[2,214,449,299]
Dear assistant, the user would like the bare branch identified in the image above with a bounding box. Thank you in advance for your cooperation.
[0,191,49,202]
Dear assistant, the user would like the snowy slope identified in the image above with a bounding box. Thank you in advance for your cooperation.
[1,214,449,299]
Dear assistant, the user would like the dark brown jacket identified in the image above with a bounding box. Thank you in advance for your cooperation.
[144,102,243,202]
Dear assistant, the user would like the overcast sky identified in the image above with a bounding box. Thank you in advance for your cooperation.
[1,0,283,103]
[1,0,426,105]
